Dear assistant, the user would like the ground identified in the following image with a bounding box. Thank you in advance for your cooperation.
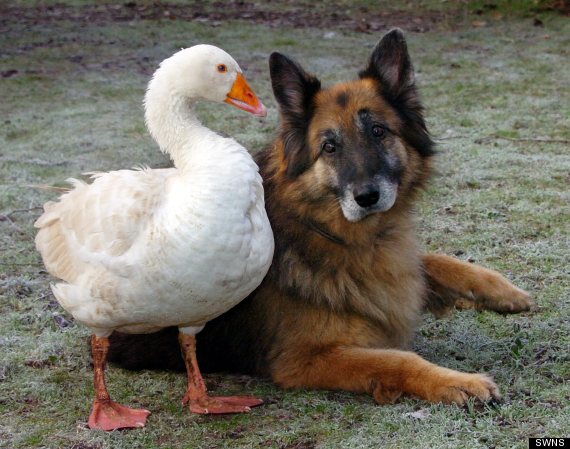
[0,1,568,448]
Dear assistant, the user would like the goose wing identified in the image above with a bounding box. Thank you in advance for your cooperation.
[35,168,172,283]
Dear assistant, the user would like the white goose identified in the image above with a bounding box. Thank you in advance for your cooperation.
[34,45,274,431]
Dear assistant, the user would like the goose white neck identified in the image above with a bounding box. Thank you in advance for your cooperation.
[145,77,222,171]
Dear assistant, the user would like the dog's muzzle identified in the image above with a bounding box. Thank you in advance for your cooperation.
[340,178,398,222]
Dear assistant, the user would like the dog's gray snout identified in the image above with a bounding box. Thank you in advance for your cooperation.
[353,185,380,208]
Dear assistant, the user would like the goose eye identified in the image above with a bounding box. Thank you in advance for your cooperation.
[322,142,336,154]
[372,125,385,138]
[217,64,227,73]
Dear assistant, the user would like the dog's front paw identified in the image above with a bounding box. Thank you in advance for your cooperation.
[424,372,501,405]
[470,271,533,313]
[485,289,533,313]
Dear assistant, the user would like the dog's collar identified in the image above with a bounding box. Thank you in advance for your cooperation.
[303,219,346,246]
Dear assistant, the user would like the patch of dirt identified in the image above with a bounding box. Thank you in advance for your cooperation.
[540,0,570,15]
[0,1,452,34]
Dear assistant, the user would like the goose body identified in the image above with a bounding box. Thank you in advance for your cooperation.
[37,138,272,336]
[34,45,273,429]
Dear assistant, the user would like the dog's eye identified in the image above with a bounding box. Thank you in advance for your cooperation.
[372,125,385,138]
[322,142,336,154]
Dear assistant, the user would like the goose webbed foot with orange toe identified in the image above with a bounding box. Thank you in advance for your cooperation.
[178,331,263,414]
[88,335,151,430]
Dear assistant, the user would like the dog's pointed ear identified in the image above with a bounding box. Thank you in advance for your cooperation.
[359,29,434,157]
[270,52,321,121]
[270,52,321,177]
[359,28,414,97]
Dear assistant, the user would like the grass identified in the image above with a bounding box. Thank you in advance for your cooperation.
[1,1,569,448]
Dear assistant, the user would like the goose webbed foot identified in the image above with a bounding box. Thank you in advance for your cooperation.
[182,393,263,414]
[178,331,263,415]
[89,399,150,430]
[89,334,151,430]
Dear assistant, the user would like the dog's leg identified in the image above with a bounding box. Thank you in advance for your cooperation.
[422,253,533,316]
[272,346,500,405]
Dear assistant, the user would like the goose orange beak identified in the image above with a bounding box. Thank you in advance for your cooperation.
[225,72,267,117]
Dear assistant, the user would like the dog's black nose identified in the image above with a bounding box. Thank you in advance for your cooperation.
[354,186,380,208]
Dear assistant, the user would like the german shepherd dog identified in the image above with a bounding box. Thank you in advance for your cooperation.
[108,29,532,405]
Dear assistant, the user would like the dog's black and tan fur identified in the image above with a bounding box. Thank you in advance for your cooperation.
[109,30,532,405]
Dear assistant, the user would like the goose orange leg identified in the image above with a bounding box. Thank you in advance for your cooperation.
[88,335,151,430]
[178,332,263,414]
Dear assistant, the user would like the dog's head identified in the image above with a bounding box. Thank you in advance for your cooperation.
[269,29,434,222]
